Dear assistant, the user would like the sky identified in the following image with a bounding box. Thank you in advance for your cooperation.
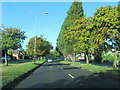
[1,1,119,50]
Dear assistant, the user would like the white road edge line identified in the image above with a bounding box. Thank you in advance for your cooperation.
[68,73,74,79]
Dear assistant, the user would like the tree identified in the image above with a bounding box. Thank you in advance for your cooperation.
[118,2,120,33]
[7,50,13,56]
[26,36,53,63]
[62,5,119,64]
[57,0,84,63]
[0,25,26,66]
[92,5,120,62]
[101,51,114,63]
[63,17,97,64]
[7,50,13,59]
[50,49,61,57]
[113,51,120,69]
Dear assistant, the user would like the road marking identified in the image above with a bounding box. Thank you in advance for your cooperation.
[68,73,74,79]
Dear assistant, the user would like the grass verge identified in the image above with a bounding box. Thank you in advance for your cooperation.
[1,60,45,87]
[60,61,120,79]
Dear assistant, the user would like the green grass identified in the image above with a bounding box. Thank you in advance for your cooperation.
[60,61,72,64]
[1,60,45,87]
[60,61,120,79]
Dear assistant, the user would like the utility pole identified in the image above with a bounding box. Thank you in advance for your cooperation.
[34,12,48,63]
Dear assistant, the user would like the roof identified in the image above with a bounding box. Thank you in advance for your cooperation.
[9,50,26,55]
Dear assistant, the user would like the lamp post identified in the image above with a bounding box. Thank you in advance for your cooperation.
[34,12,48,63]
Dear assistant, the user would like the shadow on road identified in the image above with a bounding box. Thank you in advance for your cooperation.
[42,63,70,66]
[24,73,119,88]
[104,69,120,80]
[63,67,81,70]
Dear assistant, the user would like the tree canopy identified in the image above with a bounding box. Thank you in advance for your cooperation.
[26,36,53,57]
[57,0,84,60]
[57,2,120,65]
[93,5,120,51]
[0,25,26,66]
[1,25,26,52]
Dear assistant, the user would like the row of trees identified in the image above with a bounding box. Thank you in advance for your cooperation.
[1,25,53,65]
[57,1,120,67]
[50,49,61,57]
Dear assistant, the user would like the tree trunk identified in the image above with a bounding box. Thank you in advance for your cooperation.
[113,51,118,69]
[113,60,117,69]
[101,60,104,63]
[71,53,76,64]
[94,49,102,63]
[5,51,8,66]
[85,51,89,64]
[34,56,36,64]
[63,54,67,61]
[86,54,89,64]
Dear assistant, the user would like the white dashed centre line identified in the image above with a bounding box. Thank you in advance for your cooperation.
[68,73,74,79]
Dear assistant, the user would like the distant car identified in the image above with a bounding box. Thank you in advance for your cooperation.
[108,60,113,63]
[1,57,5,62]
[29,56,33,59]
[47,59,53,63]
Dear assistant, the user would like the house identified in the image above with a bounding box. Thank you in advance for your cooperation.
[76,53,85,60]
[9,50,25,60]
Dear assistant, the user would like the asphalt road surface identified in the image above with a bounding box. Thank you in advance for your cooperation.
[6,61,119,88]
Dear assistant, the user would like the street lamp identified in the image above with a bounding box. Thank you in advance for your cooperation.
[34,12,48,63]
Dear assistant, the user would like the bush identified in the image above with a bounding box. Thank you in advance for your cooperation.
[7,51,13,56]
[101,51,114,63]
[22,55,25,59]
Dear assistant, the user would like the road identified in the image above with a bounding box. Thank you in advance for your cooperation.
[6,61,119,88]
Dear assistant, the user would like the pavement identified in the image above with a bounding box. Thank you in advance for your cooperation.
[4,61,120,88]
[68,60,120,68]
